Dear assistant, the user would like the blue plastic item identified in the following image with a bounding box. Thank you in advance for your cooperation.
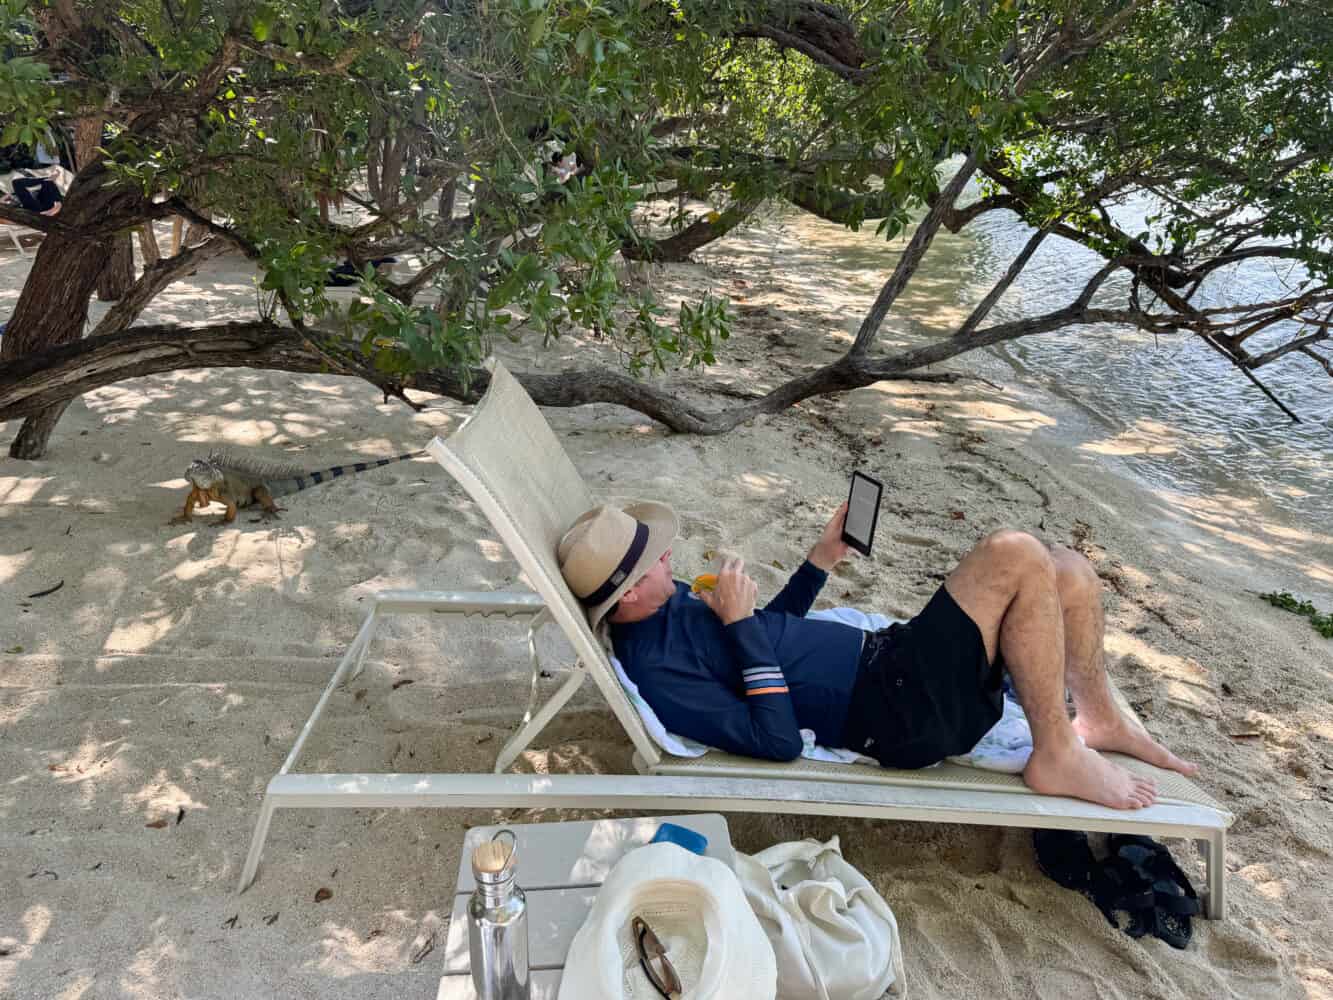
[649,822,708,856]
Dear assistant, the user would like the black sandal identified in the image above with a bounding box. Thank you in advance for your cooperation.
[1107,835,1201,949]
[1096,850,1158,938]
[1033,831,1152,930]
[1033,830,1100,903]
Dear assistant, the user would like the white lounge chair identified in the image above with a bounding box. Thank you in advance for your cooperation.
[239,362,1232,918]
[0,220,33,255]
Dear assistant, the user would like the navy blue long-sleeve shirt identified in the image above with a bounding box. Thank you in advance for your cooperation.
[609,561,864,761]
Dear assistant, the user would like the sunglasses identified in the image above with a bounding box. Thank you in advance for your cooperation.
[632,916,683,1000]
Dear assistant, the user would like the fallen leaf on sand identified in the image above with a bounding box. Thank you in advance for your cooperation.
[411,931,437,964]
[391,678,415,690]
[949,510,966,520]
[315,887,333,902]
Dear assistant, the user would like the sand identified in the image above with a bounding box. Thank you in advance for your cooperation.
[2,217,1331,1000]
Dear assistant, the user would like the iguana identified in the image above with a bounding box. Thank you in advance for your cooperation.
[171,450,427,524]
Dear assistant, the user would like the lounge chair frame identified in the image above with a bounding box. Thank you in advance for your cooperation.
[239,364,1232,919]
[1,222,31,255]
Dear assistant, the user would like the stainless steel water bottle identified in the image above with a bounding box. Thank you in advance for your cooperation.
[467,829,530,1000]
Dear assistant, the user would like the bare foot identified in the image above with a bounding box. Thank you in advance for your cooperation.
[1024,742,1158,809]
[1072,712,1199,776]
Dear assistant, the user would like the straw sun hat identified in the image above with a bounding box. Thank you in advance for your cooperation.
[557,842,777,1000]
[557,502,678,628]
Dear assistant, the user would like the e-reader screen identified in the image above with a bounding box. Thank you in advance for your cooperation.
[842,471,883,556]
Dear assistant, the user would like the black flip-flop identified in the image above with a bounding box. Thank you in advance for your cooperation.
[1107,835,1201,949]
[1096,850,1158,938]
[1034,831,1097,894]
[1033,831,1152,930]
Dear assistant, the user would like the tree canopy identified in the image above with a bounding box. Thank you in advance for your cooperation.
[0,0,1329,456]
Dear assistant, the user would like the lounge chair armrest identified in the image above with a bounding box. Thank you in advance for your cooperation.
[371,590,545,616]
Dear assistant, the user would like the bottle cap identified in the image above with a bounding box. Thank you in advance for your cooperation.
[471,829,517,883]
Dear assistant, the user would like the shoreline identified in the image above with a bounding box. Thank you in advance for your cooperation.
[3,226,1332,999]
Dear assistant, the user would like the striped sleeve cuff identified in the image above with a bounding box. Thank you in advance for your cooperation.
[742,667,789,696]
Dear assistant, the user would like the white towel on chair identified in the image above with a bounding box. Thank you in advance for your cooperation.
[609,606,1035,773]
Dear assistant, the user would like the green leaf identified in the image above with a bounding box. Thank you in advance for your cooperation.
[528,13,548,47]
[575,27,595,58]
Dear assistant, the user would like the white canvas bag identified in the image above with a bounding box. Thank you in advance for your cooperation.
[558,842,777,999]
[735,836,906,1000]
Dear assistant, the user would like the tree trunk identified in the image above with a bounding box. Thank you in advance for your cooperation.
[1,229,107,456]
[96,231,136,300]
[70,113,136,302]
[137,223,161,267]
[8,401,73,459]
[2,168,146,458]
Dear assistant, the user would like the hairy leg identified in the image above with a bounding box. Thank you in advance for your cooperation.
[943,530,1157,809]
[1052,547,1197,776]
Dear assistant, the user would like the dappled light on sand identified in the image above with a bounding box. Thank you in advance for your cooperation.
[0,474,49,506]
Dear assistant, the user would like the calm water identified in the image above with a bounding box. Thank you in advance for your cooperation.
[779,192,1331,524]
[960,196,1329,523]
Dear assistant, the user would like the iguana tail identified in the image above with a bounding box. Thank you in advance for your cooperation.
[265,451,428,499]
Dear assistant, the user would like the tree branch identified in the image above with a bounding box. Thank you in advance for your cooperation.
[731,2,870,83]
[959,225,1051,336]
[849,152,979,356]
[1299,346,1332,378]
[88,238,230,339]
[1198,333,1301,422]
[621,199,762,262]
[0,297,1128,433]
[237,40,368,75]
[1244,330,1330,371]
[0,203,65,234]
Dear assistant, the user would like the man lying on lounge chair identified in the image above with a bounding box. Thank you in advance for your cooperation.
[557,500,1198,811]
[1,165,73,216]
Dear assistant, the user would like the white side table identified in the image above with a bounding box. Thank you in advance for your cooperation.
[437,814,734,999]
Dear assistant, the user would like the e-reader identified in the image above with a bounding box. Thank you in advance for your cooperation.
[842,471,883,556]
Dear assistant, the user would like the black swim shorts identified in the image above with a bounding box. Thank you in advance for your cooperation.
[839,585,1005,770]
